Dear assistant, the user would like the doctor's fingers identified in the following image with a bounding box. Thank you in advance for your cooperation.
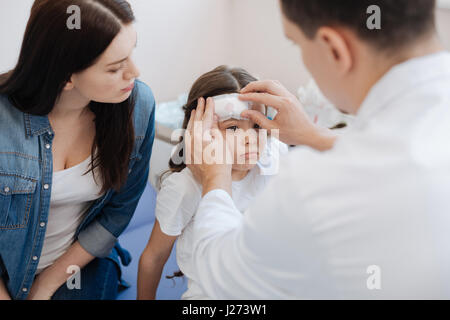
[238,92,288,112]
[240,109,276,131]
[240,80,294,98]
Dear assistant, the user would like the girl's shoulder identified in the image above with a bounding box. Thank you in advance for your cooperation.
[159,167,202,199]
[155,167,202,236]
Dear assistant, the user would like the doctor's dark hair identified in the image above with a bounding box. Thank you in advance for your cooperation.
[280,0,436,52]
[0,0,136,194]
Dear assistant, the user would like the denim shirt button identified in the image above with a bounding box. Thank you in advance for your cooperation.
[45,144,51,149]
[22,288,28,292]
[40,222,46,227]
[32,256,38,261]
[3,186,10,193]
[43,184,49,190]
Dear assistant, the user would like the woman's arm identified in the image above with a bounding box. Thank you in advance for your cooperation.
[0,278,11,300]
[138,220,177,300]
[27,241,94,300]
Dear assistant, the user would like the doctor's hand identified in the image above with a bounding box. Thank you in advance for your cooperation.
[239,80,337,151]
[185,97,233,197]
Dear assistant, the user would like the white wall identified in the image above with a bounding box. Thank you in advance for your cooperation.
[0,0,34,73]
[438,0,450,9]
[229,0,309,95]
[130,0,233,102]
[437,9,450,50]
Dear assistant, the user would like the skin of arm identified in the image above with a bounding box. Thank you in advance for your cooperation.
[27,241,94,300]
[138,220,177,300]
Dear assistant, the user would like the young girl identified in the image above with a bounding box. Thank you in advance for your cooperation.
[138,65,287,300]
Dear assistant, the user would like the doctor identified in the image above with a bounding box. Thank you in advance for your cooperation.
[185,0,450,298]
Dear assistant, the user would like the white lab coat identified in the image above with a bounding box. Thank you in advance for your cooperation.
[191,52,450,299]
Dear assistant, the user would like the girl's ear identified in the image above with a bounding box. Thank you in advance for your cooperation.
[316,26,353,76]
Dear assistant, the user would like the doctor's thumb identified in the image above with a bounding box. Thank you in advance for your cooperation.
[241,110,273,130]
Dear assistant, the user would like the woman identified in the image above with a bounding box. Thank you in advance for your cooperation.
[0,0,155,300]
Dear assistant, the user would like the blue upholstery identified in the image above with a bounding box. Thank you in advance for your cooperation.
[116,182,187,300]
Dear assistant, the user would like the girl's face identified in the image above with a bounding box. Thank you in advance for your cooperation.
[68,24,140,104]
[217,104,267,172]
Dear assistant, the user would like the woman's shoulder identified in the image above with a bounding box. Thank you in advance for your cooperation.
[132,80,155,138]
[0,94,25,133]
[134,79,155,107]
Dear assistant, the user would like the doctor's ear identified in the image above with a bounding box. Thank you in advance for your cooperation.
[316,27,353,76]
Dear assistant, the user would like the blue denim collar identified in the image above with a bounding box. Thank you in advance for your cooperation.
[23,113,53,138]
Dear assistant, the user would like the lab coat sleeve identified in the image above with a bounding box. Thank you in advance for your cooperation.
[192,186,302,299]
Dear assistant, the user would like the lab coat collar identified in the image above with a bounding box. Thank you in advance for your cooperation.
[355,51,450,126]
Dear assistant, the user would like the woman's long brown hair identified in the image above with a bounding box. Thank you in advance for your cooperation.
[0,0,136,194]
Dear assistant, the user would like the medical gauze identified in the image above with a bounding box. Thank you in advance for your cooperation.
[212,93,278,122]
[213,93,253,121]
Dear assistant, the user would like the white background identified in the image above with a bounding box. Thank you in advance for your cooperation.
[439,0,450,9]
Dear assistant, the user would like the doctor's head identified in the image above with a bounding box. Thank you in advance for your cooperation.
[279,0,438,114]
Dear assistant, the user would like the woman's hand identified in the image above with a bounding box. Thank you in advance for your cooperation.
[239,80,337,151]
[26,273,59,300]
[26,242,94,300]
[185,97,233,196]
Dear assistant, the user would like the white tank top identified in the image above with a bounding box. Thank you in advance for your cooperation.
[36,155,104,274]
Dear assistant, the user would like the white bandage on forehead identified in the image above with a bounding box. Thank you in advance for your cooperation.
[213,93,253,122]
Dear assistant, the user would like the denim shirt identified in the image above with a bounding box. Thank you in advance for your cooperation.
[0,80,155,299]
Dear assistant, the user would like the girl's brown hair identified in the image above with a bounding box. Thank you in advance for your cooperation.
[0,0,136,194]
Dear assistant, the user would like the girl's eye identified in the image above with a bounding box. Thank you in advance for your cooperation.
[226,126,238,131]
